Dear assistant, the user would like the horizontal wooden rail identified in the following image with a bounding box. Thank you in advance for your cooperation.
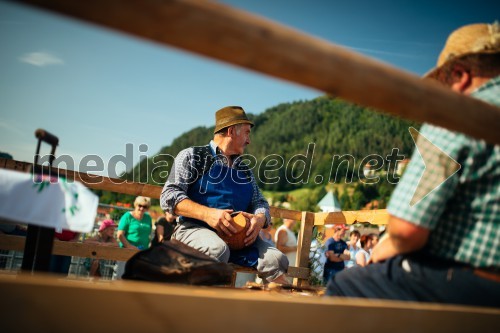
[1,160,393,284]
[0,234,138,261]
[0,234,310,280]
[314,209,389,226]
[0,157,162,198]
[269,206,303,221]
[14,0,500,144]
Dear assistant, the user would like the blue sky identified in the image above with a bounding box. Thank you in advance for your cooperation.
[0,0,498,177]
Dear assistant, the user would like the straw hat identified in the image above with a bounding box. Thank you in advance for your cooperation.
[425,22,500,79]
[214,106,254,134]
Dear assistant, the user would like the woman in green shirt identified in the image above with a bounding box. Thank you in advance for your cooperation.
[113,196,153,280]
[117,196,152,250]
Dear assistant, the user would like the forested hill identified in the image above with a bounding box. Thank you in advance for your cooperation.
[127,96,419,191]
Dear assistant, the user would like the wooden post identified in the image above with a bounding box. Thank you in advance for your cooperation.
[293,211,314,286]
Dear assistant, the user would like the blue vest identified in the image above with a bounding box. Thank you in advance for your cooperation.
[182,146,258,266]
[187,162,253,216]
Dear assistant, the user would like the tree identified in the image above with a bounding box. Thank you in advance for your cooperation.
[340,190,352,210]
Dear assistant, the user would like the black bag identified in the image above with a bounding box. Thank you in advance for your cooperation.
[122,239,234,286]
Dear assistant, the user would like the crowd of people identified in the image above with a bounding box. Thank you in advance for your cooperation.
[307,225,380,285]
[0,195,170,279]
[0,207,382,284]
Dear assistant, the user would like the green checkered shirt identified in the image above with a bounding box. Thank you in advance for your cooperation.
[388,76,500,268]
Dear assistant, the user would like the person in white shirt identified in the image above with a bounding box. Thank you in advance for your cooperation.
[275,218,298,266]
[345,230,361,268]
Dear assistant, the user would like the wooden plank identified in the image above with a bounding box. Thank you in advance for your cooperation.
[0,234,310,279]
[0,158,31,172]
[0,158,162,198]
[0,234,25,251]
[0,160,306,223]
[1,274,498,333]
[287,266,310,280]
[52,241,138,261]
[14,0,500,144]
[314,209,389,226]
[294,211,314,285]
[0,234,138,261]
[269,206,302,221]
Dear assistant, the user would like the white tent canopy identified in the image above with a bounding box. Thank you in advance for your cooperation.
[318,191,341,212]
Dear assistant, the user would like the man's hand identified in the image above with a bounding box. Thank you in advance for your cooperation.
[325,250,346,262]
[205,208,238,236]
[242,212,265,246]
[175,199,239,236]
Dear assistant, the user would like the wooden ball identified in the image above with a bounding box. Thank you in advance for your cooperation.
[219,212,249,250]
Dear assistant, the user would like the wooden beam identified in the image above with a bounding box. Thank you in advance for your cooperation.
[0,234,310,280]
[0,234,25,252]
[1,274,499,333]
[287,266,310,280]
[52,240,138,261]
[0,157,162,199]
[0,234,138,261]
[13,0,500,144]
[314,209,389,226]
[269,206,302,221]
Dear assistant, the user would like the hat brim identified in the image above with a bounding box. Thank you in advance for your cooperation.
[213,119,254,134]
[423,49,500,80]
[423,67,439,79]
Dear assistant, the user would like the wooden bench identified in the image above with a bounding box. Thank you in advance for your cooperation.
[1,272,498,333]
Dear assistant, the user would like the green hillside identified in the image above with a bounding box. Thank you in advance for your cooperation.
[129,96,418,188]
[104,96,419,210]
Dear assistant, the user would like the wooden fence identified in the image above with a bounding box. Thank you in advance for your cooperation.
[0,157,388,285]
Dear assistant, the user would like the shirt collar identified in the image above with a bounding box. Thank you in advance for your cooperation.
[209,140,219,156]
[209,140,242,167]
[472,75,500,95]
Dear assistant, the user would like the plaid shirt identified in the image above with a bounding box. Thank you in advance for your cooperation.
[160,141,271,227]
[388,76,500,268]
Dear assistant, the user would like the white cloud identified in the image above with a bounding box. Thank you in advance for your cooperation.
[19,51,64,67]
[0,121,25,136]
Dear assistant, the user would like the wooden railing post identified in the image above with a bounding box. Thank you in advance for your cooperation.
[293,211,314,286]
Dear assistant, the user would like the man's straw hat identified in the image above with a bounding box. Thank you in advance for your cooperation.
[425,22,500,79]
[214,106,254,134]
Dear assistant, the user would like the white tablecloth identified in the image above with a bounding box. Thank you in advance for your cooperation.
[0,169,98,233]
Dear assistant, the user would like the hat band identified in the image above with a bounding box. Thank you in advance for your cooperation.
[216,117,253,131]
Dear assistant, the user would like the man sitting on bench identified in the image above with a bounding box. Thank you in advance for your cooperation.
[161,106,289,284]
